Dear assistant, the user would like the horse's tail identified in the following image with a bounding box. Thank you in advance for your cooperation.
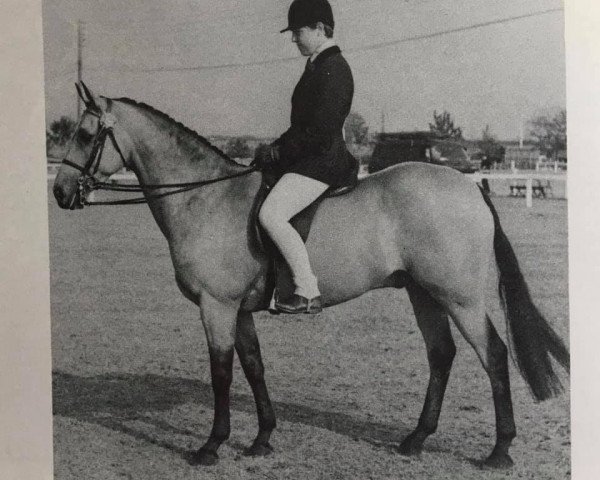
[479,188,570,401]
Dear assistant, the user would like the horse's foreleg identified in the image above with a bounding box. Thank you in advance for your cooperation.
[399,283,456,456]
[449,305,516,469]
[190,292,238,466]
[235,310,276,456]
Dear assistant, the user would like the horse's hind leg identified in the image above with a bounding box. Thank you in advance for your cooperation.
[448,303,516,469]
[235,310,276,456]
[399,282,456,456]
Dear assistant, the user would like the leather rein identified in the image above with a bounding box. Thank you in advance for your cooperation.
[61,101,257,207]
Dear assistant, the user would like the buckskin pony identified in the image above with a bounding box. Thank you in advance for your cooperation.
[53,82,569,469]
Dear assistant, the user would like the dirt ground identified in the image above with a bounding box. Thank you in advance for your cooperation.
[49,189,569,480]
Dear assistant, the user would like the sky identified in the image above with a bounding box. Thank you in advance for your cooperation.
[42,0,566,140]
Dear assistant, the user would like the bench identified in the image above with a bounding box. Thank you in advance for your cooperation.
[509,180,552,198]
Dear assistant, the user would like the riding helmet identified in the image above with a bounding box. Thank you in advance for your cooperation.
[280,0,335,33]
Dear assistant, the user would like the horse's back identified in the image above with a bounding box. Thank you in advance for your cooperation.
[366,162,484,206]
[316,162,491,237]
[306,162,494,305]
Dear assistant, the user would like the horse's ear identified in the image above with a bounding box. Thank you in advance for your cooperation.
[75,83,87,104]
[80,81,99,110]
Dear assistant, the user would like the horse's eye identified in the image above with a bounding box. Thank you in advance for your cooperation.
[76,130,94,145]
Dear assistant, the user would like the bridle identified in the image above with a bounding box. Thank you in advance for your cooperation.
[61,99,257,206]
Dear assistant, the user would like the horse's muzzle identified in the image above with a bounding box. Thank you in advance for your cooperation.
[53,184,82,210]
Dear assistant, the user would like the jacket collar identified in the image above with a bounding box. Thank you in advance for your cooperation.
[310,39,336,62]
[309,45,341,69]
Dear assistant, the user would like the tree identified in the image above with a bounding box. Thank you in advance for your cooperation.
[528,109,566,160]
[477,125,505,168]
[429,110,463,139]
[344,111,369,145]
[46,116,77,154]
[225,137,251,159]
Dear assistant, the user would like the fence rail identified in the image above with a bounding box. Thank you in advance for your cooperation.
[48,166,566,208]
[467,171,567,207]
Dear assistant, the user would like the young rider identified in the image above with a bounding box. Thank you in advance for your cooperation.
[255,0,359,314]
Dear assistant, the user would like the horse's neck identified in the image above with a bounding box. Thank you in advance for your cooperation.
[120,107,239,185]
[118,104,255,240]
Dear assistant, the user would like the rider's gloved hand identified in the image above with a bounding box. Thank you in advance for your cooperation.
[253,144,279,168]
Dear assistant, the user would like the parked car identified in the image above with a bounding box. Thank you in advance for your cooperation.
[368,131,476,174]
[470,147,505,170]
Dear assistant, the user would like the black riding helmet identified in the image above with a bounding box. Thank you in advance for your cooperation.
[280,0,334,33]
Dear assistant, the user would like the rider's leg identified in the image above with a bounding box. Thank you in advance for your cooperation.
[259,173,329,299]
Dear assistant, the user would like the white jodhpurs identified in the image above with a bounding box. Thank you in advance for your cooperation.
[258,173,329,298]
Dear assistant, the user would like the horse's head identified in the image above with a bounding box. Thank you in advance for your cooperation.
[53,82,133,209]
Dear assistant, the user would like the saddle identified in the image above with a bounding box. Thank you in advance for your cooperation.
[250,170,358,313]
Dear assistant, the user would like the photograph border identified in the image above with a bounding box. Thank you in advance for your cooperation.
[1,1,598,478]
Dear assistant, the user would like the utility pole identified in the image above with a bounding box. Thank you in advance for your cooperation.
[519,116,524,149]
[77,20,84,117]
[380,108,385,133]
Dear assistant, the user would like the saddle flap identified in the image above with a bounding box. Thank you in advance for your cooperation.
[250,171,357,311]
[252,172,356,254]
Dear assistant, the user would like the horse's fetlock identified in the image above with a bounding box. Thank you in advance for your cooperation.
[259,416,276,432]
[498,428,516,443]
[417,421,437,436]
[212,426,231,442]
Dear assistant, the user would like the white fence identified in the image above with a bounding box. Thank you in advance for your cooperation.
[49,166,566,209]
[467,171,567,207]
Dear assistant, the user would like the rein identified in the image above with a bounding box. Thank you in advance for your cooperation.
[62,100,258,206]
[77,168,258,206]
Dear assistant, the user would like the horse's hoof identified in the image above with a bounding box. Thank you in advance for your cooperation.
[187,448,219,466]
[482,453,514,470]
[243,442,274,457]
[397,436,423,456]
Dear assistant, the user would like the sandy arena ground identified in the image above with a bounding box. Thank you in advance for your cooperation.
[49,189,569,480]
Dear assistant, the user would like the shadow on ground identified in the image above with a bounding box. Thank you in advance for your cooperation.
[53,370,414,459]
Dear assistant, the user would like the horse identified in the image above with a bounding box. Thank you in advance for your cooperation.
[52,82,569,469]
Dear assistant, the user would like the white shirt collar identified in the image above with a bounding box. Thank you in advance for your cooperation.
[310,39,336,63]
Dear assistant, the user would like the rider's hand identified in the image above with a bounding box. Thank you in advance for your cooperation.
[254,144,279,167]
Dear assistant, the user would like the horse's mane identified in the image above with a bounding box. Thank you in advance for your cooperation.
[111,97,234,163]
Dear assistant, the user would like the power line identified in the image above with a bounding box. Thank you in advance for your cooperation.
[45,70,75,81]
[77,20,84,117]
[81,2,284,30]
[80,0,370,41]
[75,0,444,46]
[78,0,383,31]
[85,10,283,36]
[84,18,281,47]
[86,54,297,73]
[86,7,562,74]
[344,6,563,55]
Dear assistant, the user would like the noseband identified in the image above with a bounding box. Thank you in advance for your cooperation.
[61,99,257,206]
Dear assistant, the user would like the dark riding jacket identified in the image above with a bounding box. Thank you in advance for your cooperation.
[272,45,358,187]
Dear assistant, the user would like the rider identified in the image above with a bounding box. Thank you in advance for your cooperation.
[255,0,359,314]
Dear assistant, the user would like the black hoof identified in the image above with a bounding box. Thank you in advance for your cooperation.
[482,453,514,470]
[397,435,424,456]
[243,442,274,457]
[187,448,219,466]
